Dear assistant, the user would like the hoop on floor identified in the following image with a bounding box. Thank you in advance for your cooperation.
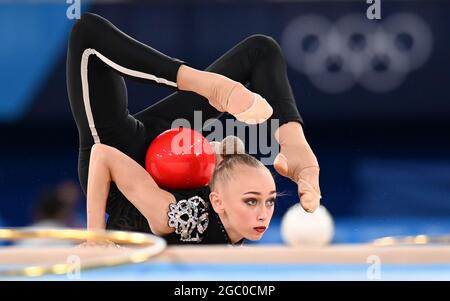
[373,234,450,246]
[0,228,166,277]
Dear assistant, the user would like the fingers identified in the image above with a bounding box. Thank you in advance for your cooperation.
[76,239,122,249]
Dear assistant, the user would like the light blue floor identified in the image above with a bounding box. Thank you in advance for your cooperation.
[2,217,450,281]
[253,217,450,244]
[8,263,450,281]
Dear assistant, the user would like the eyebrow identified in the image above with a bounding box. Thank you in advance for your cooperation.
[243,191,277,195]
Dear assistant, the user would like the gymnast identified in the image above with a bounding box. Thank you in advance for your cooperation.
[67,13,321,245]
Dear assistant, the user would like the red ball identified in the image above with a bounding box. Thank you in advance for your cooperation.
[145,128,216,189]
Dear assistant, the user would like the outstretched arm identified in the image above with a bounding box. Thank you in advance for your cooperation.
[86,143,176,235]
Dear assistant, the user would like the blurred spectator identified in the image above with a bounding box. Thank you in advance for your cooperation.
[16,180,84,247]
[32,180,83,229]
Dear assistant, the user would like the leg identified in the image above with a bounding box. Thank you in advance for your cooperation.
[66,12,187,193]
[67,12,186,149]
[203,34,303,126]
[135,34,303,131]
[135,35,320,212]
[205,36,320,212]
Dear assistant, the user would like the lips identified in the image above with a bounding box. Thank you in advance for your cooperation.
[253,226,267,233]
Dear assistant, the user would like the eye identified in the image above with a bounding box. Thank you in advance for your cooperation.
[244,198,258,206]
[266,198,276,207]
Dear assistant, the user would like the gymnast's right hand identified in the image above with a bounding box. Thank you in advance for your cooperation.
[76,239,122,249]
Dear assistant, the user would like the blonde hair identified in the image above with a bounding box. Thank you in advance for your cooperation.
[209,136,267,191]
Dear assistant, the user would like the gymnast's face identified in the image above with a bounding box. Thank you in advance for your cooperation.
[210,165,276,242]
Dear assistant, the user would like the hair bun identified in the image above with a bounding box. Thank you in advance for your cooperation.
[220,136,246,157]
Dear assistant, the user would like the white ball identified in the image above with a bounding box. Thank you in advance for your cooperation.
[281,204,334,247]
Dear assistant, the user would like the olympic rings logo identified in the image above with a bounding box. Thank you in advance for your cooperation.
[281,13,433,93]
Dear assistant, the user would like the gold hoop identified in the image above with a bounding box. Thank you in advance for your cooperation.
[0,228,166,277]
[373,234,450,246]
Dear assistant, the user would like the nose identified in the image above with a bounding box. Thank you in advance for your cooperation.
[257,205,270,222]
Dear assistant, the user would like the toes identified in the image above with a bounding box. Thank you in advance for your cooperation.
[300,196,320,213]
[274,153,289,177]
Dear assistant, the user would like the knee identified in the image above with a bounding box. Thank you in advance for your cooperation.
[69,13,90,44]
[68,13,101,44]
[245,34,283,56]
